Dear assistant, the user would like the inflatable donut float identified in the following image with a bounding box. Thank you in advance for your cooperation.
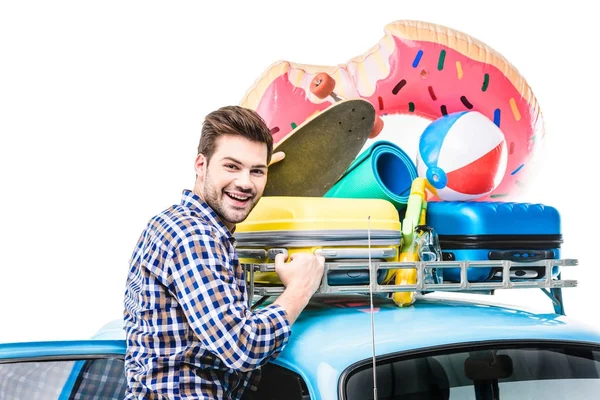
[240,20,544,201]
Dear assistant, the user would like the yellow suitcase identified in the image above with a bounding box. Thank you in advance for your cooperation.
[235,196,401,286]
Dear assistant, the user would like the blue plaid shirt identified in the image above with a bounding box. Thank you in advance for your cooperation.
[123,190,291,399]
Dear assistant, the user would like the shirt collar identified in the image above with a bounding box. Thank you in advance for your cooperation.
[180,189,236,243]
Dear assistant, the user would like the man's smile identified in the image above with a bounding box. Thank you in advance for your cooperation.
[224,190,253,206]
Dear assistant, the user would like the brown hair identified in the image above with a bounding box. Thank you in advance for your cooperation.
[198,106,273,164]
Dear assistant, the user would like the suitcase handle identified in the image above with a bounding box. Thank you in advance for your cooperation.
[237,248,290,260]
[488,250,555,262]
[237,249,268,260]
[314,248,397,259]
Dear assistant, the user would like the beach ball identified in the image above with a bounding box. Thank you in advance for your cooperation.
[416,111,508,201]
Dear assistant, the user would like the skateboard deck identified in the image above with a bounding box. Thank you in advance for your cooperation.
[264,99,376,197]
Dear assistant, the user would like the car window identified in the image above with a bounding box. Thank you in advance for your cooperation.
[253,362,311,399]
[0,357,126,399]
[342,342,600,400]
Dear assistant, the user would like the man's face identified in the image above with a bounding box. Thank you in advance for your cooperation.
[194,134,268,230]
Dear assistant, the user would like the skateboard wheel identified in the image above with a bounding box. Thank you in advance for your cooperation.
[310,72,336,99]
[369,116,384,138]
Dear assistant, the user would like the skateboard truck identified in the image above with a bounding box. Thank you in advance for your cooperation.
[310,72,384,138]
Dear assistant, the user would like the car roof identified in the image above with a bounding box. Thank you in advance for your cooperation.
[268,293,600,383]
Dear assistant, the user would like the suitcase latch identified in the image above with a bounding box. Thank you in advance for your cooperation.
[236,249,267,260]
[267,248,289,260]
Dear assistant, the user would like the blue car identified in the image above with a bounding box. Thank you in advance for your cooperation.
[1,259,599,399]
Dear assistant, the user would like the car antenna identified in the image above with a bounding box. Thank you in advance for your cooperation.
[368,216,378,399]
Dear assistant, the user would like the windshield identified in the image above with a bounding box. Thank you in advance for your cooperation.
[342,341,600,400]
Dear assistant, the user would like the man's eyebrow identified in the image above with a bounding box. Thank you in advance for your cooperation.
[221,156,267,169]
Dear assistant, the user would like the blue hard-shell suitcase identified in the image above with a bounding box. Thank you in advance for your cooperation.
[425,202,562,282]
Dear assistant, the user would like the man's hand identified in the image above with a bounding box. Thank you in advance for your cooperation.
[272,252,325,324]
[275,252,324,294]
[268,151,285,167]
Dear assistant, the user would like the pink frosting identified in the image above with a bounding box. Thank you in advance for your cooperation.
[253,35,541,200]
[255,73,331,144]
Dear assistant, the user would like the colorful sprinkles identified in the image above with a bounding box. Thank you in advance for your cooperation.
[456,61,463,80]
[408,102,415,112]
[509,98,521,121]
[412,50,424,68]
[460,96,473,109]
[511,164,525,175]
[440,105,448,116]
[291,122,297,129]
[270,127,280,135]
[437,50,446,71]
[482,74,490,91]
[392,79,407,95]
[377,96,384,110]
[428,86,437,101]
[493,109,501,127]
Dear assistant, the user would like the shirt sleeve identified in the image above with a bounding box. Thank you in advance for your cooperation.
[168,229,291,372]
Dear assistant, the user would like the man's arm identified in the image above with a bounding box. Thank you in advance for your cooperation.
[169,231,291,373]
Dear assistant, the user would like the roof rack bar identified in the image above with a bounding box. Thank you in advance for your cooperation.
[251,259,578,273]
[244,259,578,307]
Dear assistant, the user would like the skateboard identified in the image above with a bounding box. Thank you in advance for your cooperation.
[263,73,384,197]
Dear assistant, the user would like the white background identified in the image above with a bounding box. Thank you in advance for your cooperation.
[0,1,597,343]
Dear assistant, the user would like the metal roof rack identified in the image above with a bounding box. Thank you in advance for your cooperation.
[243,258,577,315]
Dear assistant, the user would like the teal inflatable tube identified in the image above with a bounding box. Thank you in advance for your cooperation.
[324,140,418,210]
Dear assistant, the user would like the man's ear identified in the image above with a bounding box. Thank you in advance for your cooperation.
[194,153,207,178]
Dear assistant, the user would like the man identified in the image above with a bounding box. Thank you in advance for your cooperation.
[123,105,325,399]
